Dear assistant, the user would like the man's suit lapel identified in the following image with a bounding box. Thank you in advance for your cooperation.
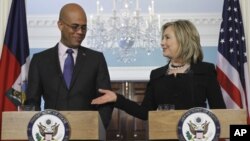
[54,45,63,74]
[53,44,68,89]
[70,47,87,89]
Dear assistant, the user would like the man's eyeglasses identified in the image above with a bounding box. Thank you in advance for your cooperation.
[60,19,87,32]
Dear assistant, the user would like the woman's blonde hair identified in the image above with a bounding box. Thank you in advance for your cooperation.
[162,19,203,64]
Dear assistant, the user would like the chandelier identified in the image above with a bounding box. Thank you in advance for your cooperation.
[87,0,161,63]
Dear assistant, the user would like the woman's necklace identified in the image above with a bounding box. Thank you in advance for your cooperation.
[168,62,186,70]
[167,62,190,76]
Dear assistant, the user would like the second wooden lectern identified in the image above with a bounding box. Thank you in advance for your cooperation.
[148,109,247,140]
[1,111,106,140]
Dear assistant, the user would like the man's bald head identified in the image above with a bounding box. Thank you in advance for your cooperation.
[59,3,86,21]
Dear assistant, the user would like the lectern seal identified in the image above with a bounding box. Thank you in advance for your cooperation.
[177,107,220,141]
[27,109,70,141]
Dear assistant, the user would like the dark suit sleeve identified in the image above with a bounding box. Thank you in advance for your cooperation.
[96,53,114,128]
[25,54,42,110]
[114,71,157,120]
[205,64,226,109]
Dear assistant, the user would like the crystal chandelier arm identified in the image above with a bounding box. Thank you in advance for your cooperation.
[87,0,161,63]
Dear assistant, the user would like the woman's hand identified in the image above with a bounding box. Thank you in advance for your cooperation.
[91,89,117,104]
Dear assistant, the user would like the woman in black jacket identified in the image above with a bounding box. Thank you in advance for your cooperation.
[91,19,226,120]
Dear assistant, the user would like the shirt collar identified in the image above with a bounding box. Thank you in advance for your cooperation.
[58,42,78,56]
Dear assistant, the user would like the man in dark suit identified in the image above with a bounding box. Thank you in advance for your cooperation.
[25,3,113,128]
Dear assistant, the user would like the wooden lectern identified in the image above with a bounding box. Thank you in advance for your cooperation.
[148,109,247,140]
[1,111,106,140]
